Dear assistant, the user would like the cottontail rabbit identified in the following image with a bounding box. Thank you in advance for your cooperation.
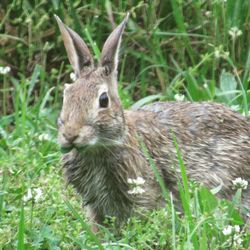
[55,14,250,230]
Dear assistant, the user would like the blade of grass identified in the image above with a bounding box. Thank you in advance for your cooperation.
[170,0,194,64]
[171,132,200,249]
[139,138,169,200]
[243,48,250,90]
[170,192,176,250]
[171,132,190,208]
[17,202,25,250]
[0,165,8,222]
[226,57,248,116]
[28,64,41,100]
[84,28,101,59]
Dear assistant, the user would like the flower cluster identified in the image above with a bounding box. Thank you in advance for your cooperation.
[228,27,243,39]
[0,66,11,75]
[222,225,240,236]
[70,72,77,81]
[23,188,43,203]
[128,176,145,185]
[38,133,51,141]
[174,94,185,102]
[127,177,145,195]
[232,177,248,190]
[214,46,229,59]
[222,225,243,247]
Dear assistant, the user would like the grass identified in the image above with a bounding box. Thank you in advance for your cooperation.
[0,0,250,249]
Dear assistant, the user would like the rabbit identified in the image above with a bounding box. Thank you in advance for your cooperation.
[55,14,250,231]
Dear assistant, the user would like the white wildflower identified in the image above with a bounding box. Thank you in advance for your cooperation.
[70,72,77,81]
[223,225,241,240]
[174,94,185,102]
[25,17,32,23]
[23,188,43,203]
[134,177,145,185]
[234,235,243,246]
[34,188,43,202]
[0,66,11,75]
[223,225,233,236]
[214,46,230,59]
[234,225,240,233]
[127,178,134,184]
[38,133,51,141]
[23,188,33,202]
[127,177,145,195]
[128,186,145,195]
[229,27,243,39]
[127,177,145,185]
[204,11,211,18]
[214,48,221,59]
[232,177,248,190]
[203,83,208,89]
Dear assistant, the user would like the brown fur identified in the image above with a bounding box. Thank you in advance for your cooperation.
[55,15,250,230]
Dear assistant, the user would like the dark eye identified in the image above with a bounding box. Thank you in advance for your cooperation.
[99,92,109,108]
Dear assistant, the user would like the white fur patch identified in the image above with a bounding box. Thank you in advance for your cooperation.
[98,83,109,96]
[89,137,98,145]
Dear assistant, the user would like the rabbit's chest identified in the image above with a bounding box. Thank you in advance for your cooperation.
[63,149,133,214]
[62,147,162,221]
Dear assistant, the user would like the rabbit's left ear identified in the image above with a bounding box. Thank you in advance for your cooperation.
[100,13,129,75]
[54,15,94,79]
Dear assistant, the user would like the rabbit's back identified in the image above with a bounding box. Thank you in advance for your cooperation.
[135,101,250,207]
[140,101,249,136]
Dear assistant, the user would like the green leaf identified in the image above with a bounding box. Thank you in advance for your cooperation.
[131,94,162,110]
[198,186,218,213]
[210,180,223,195]
[219,69,237,101]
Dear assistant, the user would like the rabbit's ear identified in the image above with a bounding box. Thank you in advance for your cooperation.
[100,13,129,75]
[54,15,94,78]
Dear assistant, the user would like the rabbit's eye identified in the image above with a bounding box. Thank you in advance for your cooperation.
[99,92,109,108]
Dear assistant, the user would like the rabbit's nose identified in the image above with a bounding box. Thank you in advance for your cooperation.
[63,133,78,143]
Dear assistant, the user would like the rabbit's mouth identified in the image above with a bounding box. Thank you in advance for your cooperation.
[60,145,74,154]
[60,144,90,154]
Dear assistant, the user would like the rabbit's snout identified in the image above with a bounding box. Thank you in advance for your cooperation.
[62,132,78,143]
[60,125,97,148]
[60,124,80,146]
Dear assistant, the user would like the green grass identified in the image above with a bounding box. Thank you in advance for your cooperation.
[0,0,250,249]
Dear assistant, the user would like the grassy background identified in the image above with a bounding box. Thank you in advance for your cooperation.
[0,0,250,249]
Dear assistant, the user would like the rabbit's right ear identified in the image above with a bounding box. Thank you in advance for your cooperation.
[54,15,94,79]
[100,13,129,75]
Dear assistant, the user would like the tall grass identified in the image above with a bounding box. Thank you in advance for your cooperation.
[0,0,249,249]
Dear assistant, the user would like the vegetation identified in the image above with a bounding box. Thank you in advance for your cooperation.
[0,0,250,249]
